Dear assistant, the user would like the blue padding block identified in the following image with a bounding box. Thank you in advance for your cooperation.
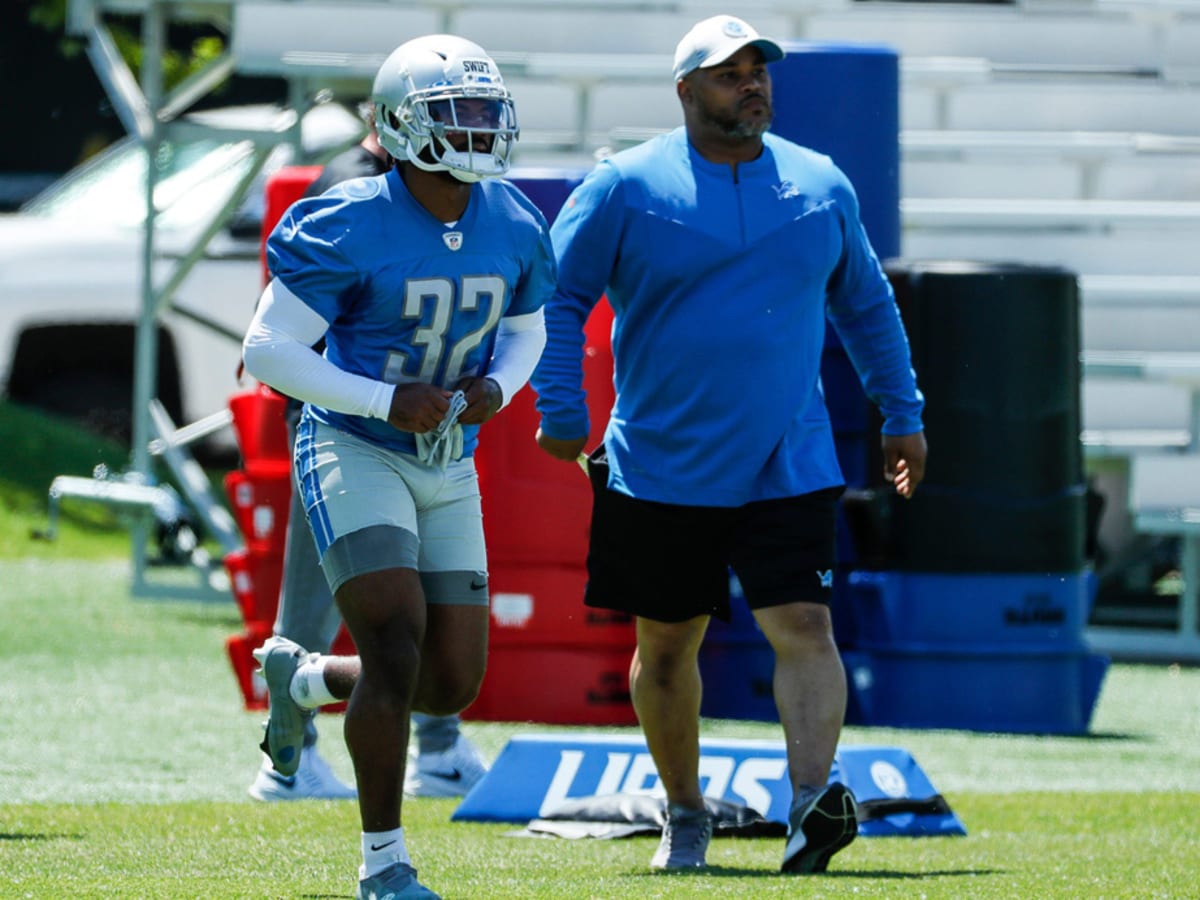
[700,571,852,723]
[697,640,775,722]
[846,570,1096,648]
[772,43,900,259]
[505,167,588,226]
[843,646,1109,735]
[452,734,965,837]
[823,343,871,435]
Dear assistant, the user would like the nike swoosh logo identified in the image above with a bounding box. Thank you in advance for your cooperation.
[266,770,296,788]
[469,580,487,591]
[428,768,463,781]
[370,840,398,852]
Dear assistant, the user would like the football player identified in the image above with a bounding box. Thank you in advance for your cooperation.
[247,101,490,808]
[243,34,553,900]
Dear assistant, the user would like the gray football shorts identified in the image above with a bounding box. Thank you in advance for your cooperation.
[294,418,488,605]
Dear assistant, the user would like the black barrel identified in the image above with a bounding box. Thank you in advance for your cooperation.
[876,261,1086,572]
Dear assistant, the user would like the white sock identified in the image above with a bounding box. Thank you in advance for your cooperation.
[360,828,409,878]
[289,654,337,708]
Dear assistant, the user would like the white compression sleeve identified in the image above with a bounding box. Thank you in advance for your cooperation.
[242,279,393,420]
[487,308,547,410]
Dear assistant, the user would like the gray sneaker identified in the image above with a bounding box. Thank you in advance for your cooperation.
[649,803,712,870]
[356,862,440,899]
[252,636,311,777]
[781,783,858,874]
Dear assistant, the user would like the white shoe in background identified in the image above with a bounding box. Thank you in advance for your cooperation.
[248,745,356,801]
[403,734,488,798]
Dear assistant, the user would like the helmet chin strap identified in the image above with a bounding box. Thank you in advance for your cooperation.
[443,149,506,181]
[448,167,485,184]
[406,137,506,182]
[403,146,484,182]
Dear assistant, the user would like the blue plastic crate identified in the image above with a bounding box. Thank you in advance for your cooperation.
[843,645,1109,735]
[698,638,777,722]
[846,570,1096,649]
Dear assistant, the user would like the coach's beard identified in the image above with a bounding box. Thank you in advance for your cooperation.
[704,102,773,140]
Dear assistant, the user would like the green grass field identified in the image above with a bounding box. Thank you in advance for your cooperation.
[0,401,132,560]
[2,403,1199,898]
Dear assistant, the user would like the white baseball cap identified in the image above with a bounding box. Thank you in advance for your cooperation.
[672,15,785,82]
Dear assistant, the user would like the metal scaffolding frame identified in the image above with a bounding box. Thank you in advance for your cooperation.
[59,0,377,597]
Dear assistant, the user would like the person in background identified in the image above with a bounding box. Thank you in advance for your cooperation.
[247,101,488,805]
[243,35,553,898]
[532,14,926,876]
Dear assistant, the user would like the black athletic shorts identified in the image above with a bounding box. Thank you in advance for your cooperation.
[584,449,844,624]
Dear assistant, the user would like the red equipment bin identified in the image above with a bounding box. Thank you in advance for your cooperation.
[485,563,634,648]
[223,546,284,629]
[474,300,614,567]
[259,164,323,284]
[223,468,292,556]
[228,385,291,467]
[226,623,274,711]
[465,562,637,725]
[464,644,637,725]
[465,301,631,724]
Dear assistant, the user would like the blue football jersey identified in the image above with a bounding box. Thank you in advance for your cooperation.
[267,167,555,456]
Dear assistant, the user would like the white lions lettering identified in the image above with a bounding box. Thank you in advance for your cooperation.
[538,750,788,817]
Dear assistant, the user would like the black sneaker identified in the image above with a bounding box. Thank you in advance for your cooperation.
[781,783,858,874]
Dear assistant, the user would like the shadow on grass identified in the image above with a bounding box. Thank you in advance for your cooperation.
[168,609,244,628]
[1055,730,1148,742]
[636,865,1003,879]
[826,868,1004,879]
[0,832,84,841]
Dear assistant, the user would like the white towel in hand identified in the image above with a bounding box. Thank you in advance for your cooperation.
[415,391,468,469]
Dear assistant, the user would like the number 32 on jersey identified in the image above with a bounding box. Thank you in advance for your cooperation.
[383,274,506,387]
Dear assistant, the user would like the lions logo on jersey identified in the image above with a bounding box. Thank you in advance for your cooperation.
[773,181,801,200]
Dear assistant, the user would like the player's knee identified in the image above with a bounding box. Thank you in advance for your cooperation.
[415,673,482,716]
[356,629,422,701]
[758,601,832,638]
[632,644,698,691]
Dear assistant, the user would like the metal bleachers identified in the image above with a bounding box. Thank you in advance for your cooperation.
[901,130,1200,200]
[1081,276,1200,353]
[800,1,1191,70]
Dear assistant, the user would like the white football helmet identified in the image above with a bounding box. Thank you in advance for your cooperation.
[372,35,518,183]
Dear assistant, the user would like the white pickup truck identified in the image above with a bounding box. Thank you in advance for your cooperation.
[0,101,361,459]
